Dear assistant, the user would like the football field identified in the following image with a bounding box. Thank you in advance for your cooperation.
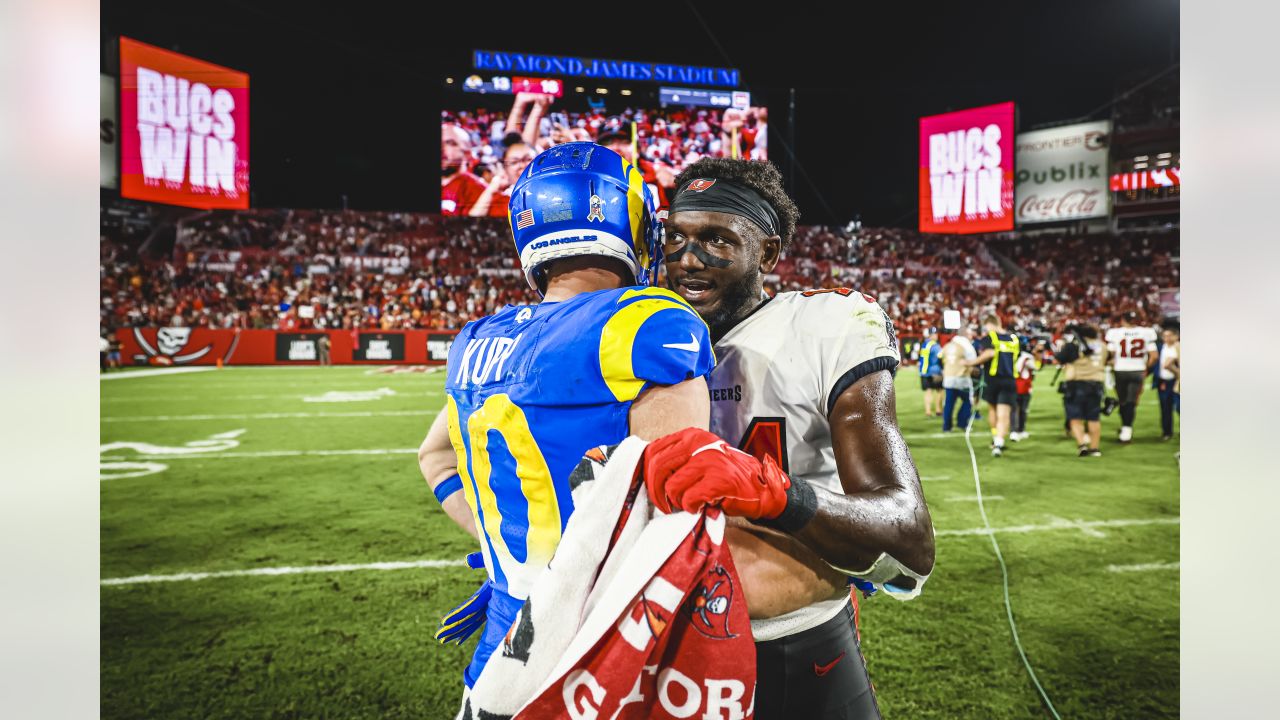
[101,365,1179,719]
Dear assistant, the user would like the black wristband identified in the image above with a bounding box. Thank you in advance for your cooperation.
[759,475,818,534]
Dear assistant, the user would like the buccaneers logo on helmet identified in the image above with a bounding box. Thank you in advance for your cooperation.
[685,564,737,639]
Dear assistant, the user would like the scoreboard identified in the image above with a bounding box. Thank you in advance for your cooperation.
[461,75,564,97]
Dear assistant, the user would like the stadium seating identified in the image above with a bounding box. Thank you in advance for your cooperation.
[99,201,1178,339]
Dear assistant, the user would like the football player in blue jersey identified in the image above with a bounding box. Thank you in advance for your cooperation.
[416,142,719,698]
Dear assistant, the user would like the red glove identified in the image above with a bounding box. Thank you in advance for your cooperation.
[641,427,792,520]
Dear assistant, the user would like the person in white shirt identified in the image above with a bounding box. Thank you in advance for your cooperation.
[1104,312,1159,443]
[941,328,977,432]
[1157,325,1180,440]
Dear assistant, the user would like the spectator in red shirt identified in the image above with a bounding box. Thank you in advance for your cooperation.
[441,123,485,216]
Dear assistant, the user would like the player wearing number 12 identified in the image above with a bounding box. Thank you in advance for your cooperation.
[1105,312,1158,443]
[415,143,716,699]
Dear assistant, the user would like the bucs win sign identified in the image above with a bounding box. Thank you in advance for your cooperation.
[918,101,1015,234]
[119,37,249,209]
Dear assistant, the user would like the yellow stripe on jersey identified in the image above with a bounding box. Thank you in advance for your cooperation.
[446,396,485,546]
[466,393,560,567]
[617,286,698,309]
[599,295,699,402]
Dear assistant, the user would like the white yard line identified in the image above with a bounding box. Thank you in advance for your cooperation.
[100,367,216,381]
[102,410,434,423]
[920,475,953,482]
[101,448,418,461]
[1107,562,1180,573]
[945,495,1005,502]
[101,559,468,586]
[102,516,1181,587]
[105,390,445,403]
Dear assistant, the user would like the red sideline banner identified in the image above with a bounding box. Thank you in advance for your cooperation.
[117,328,458,366]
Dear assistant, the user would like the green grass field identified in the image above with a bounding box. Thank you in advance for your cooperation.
[101,365,1179,719]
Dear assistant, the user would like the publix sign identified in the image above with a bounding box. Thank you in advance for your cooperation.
[1014,120,1111,224]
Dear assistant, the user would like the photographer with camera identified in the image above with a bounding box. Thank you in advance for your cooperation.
[1055,323,1111,457]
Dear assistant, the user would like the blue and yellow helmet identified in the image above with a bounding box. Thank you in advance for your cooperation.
[508,142,662,295]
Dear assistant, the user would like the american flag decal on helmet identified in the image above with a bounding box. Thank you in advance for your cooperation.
[515,209,535,230]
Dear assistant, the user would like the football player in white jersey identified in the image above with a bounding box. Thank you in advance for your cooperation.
[1104,311,1158,443]
[644,158,935,719]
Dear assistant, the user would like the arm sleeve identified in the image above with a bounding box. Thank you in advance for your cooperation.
[598,288,714,402]
[821,296,901,416]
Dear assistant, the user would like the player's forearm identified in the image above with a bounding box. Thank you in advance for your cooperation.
[791,484,935,578]
[441,493,479,540]
[725,522,847,619]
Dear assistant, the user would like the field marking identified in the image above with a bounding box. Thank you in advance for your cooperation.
[904,432,963,440]
[1107,562,1180,573]
[937,516,1179,538]
[945,494,1004,502]
[100,367,216,381]
[303,388,397,403]
[101,447,418,462]
[103,389,446,403]
[102,410,434,423]
[920,475,953,482]
[102,559,468,586]
[101,516,1181,587]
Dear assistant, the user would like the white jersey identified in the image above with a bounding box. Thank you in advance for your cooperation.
[1105,326,1157,372]
[706,289,901,641]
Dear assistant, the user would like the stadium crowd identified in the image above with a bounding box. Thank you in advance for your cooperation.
[100,202,1179,342]
[446,98,766,175]
[442,94,767,215]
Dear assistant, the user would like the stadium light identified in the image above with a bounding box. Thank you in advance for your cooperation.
[446,77,454,84]
[595,88,609,94]
[620,89,632,96]
[574,86,585,93]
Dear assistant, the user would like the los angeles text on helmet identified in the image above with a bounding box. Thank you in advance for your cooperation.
[473,50,740,88]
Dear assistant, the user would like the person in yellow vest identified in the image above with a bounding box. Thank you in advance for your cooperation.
[1054,323,1111,457]
[965,314,1020,457]
[918,329,944,417]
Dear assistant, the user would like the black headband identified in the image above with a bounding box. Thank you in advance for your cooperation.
[669,177,780,237]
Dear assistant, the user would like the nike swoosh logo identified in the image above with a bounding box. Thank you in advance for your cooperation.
[813,651,846,677]
[662,333,701,353]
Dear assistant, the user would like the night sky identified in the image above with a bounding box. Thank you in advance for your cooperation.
[102,0,1179,226]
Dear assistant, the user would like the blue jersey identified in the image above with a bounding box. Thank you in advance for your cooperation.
[919,339,942,376]
[444,286,714,601]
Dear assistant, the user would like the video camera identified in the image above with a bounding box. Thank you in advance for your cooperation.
[1059,324,1096,356]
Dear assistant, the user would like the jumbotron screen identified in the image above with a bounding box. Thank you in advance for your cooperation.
[441,86,767,215]
[119,37,250,209]
[918,101,1015,234]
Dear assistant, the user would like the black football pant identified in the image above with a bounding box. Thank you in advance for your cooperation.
[1012,393,1031,433]
[1114,371,1145,426]
[754,601,881,719]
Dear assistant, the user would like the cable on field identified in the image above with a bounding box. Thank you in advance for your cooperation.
[964,380,1062,720]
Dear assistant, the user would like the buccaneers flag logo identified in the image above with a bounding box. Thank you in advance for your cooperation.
[685,564,737,639]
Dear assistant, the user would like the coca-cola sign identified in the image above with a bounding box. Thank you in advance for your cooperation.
[1014,120,1111,224]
